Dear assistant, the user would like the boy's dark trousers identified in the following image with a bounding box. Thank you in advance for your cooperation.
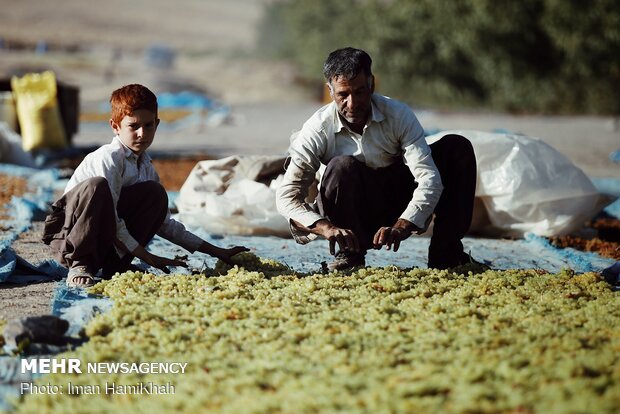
[42,177,168,276]
[317,134,477,269]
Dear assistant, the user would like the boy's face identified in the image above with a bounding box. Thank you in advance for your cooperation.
[110,109,160,155]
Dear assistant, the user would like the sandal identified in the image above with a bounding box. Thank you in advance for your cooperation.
[67,266,96,288]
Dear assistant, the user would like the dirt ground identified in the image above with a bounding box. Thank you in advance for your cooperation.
[1,1,619,320]
[0,174,55,320]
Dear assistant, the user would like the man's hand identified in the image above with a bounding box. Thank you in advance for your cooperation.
[310,219,360,255]
[372,218,419,252]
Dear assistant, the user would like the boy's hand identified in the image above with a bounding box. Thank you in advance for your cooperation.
[196,241,250,265]
[214,246,250,265]
[146,254,188,271]
[131,245,188,271]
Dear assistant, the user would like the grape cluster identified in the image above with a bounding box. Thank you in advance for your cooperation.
[213,251,291,276]
[15,265,620,413]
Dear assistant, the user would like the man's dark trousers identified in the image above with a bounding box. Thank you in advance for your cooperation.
[317,134,476,269]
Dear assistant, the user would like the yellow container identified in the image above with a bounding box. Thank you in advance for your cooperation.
[11,71,67,151]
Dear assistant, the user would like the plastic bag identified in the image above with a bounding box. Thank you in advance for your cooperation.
[177,155,291,236]
[11,71,67,152]
[426,130,606,237]
[0,122,36,167]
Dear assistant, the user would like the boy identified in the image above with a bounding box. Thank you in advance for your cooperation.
[42,84,248,287]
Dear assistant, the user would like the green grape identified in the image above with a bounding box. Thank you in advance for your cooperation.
[14,267,620,414]
[213,251,291,275]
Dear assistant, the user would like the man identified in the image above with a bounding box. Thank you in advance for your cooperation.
[276,47,478,271]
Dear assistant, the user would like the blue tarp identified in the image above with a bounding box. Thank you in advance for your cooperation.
[0,165,64,283]
[1,162,619,284]
[591,177,620,219]
[157,91,220,110]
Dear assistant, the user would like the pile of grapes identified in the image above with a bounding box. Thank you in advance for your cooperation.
[15,255,620,413]
[213,252,292,276]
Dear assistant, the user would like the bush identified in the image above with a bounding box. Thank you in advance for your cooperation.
[258,0,620,114]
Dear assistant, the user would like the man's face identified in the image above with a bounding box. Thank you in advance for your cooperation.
[110,109,159,155]
[329,72,374,130]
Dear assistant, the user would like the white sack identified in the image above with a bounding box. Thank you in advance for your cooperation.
[177,155,290,237]
[427,130,606,237]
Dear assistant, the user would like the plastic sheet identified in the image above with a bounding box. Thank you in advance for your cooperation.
[591,177,620,219]
[146,226,616,276]
[0,122,36,167]
[0,165,62,283]
[177,155,290,237]
[427,130,606,237]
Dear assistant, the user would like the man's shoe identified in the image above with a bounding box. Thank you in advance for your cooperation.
[429,251,490,271]
[457,252,491,272]
[327,251,366,272]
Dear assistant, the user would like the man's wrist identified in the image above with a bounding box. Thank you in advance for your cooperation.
[394,218,419,234]
[309,218,332,235]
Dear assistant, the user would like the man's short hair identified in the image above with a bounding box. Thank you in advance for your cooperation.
[323,47,373,83]
[110,84,158,124]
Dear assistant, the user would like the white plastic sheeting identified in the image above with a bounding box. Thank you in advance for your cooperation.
[176,155,290,237]
[177,131,607,238]
[427,130,606,237]
[0,122,36,167]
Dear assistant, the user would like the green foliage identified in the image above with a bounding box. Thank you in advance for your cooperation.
[259,0,620,114]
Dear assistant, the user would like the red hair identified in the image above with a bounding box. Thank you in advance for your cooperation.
[110,84,158,124]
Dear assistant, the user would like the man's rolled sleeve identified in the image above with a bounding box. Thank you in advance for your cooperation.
[398,115,443,231]
[275,133,326,242]
[400,150,443,230]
